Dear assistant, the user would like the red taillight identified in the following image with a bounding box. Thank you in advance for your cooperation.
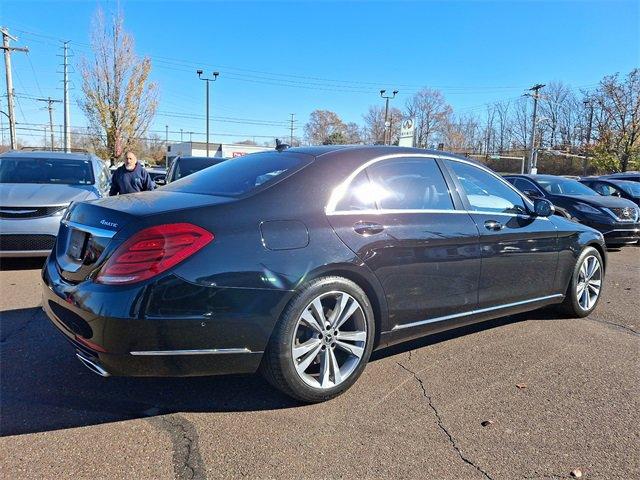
[96,223,214,285]
[75,335,107,353]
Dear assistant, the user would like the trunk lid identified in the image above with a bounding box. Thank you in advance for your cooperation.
[55,190,233,283]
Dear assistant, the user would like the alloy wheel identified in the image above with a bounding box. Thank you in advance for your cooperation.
[576,255,602,311]
[291,291,367,389]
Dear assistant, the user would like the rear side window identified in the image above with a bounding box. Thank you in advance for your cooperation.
[163,152,312,197]
[335,170,377,211]
[446,160,527,214]
[366,158,454,210]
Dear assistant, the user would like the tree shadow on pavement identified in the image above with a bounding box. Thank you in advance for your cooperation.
[0,304,562,437]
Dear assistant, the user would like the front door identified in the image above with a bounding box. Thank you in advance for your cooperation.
[326,156,481,330]
[443,159,559,309]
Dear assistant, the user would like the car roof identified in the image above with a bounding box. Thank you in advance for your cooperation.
[285,145,478,163]
[0,150,95,161]
[177,156,227,161]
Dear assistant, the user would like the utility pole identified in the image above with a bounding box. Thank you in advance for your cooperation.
[61,41,71,152]
[289,113,296,146]
[583,98,594,176]
[37,97,62,150]
[525,84,545,174]
[165,124,169,168]
[380,89,398,145]
[197,70,219,157]
[1,27,29,150]
[180,128,183,142]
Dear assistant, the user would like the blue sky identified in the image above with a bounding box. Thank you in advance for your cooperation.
[1,0,638,145]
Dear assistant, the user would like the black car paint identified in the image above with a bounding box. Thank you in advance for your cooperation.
[42,147,606,378]
[579,178,640,207]
[504,174,640,246]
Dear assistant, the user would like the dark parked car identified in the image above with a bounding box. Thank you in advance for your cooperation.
[579,177,640,207]
[43,146,607,402]
[504,174,640,247]
[598,172,640,183]
[158,156,227,185]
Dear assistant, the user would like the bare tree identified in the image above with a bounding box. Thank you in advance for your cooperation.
[592,69,640,171]
[512,97,530,149]
[494,101,511,153]
[404,88,452,148]
[79,8,158,165]
[343,122,363,144]
[362,105,402,144]
[304,110,344,145]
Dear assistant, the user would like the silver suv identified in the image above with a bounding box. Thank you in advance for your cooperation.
[0,151,111,257]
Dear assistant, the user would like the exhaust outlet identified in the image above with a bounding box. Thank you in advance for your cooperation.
[75,352,110,377]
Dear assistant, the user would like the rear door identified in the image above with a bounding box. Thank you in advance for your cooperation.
[443,159,559,309]
[326,156,481,330]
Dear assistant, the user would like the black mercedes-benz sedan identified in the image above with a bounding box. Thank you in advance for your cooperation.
[42,146,607,402]
[504,174,640,247]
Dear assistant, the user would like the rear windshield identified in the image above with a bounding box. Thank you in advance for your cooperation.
[0,157,95,185]
[174,157,224,180]
[163,152,311,197]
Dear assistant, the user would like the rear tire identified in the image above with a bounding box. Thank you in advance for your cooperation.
[557,246,604,317]
[261,276,375,403]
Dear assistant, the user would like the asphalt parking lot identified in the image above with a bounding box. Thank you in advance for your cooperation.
[0,249,638,480]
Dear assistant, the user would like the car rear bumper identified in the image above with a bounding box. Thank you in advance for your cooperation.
[41,255,291,377]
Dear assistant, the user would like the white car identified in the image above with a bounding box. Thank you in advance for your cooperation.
[0,151,111,257]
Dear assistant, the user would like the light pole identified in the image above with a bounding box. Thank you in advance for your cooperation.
[525,83,545,173]
[197,70,219,157]
[380,89,398,145]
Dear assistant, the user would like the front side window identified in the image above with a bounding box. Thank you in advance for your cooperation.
[446,160,527,214]
[0,157,95,185]
[365,158,454,210]
[513,178,541,195]
[537,177,597,196]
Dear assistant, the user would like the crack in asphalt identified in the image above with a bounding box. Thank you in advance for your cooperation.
[149,414,207,480]
[397,361,494,480]
[0,307,41,344]
[589,316,639,336]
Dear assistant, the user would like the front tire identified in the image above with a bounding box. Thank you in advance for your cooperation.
[558,246,604,317]
[261,276,375,403]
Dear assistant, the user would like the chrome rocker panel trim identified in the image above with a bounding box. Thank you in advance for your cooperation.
[392,294,564,331]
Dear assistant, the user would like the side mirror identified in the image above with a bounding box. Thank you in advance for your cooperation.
[533,198,554,217]
[522,189,540,198]
[155,176,166,186]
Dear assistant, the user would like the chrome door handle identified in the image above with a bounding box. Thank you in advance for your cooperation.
[353,221,384,236]
[484,220,503,231]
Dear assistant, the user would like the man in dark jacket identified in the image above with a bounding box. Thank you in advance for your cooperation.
[109,151,156,196]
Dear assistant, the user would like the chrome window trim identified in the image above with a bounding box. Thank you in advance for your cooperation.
[325,153,535,215]
[130,347,255,356]
[327,207,549,220]
[391,294,564,331]
[61,220,118,238]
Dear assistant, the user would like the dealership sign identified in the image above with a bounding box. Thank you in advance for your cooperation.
[398,118,415,147]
